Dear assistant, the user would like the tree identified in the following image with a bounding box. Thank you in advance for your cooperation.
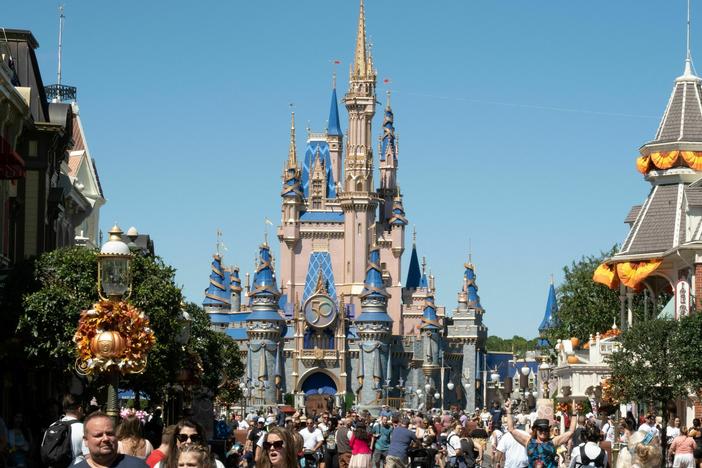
[486,335,538,354]
[14,246,243,405]
[607,314,702,466]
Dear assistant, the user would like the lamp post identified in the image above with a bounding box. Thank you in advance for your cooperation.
[97,225,133,424]
[383,379,392,407]
[539,361,552,399]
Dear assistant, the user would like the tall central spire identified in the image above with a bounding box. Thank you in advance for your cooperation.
[352,0,373,80]
[287,112,297,168]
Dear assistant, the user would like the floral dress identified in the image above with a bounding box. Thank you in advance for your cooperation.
[526,438,557,468]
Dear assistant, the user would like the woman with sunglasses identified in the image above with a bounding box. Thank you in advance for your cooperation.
[504,400,577,468]
[256,427,297,468]
[156,419,225,468]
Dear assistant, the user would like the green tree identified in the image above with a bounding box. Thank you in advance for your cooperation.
[608,314,702,465]
[14,246,243,405]
[486,335,538,353]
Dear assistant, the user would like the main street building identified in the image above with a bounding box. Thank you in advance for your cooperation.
[201,1,488,414]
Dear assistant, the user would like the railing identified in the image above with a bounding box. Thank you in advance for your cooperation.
[300,349,337,359]
[386,397,405,410]
[600,342,619,354]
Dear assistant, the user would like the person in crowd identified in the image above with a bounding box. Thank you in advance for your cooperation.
[299,417,324,468]
[494,422,528,468]
[157,418,224,468]
[490,422,504,465]
[385,418,417,468]
[568,422,606,468]
[6,413,32,468]
[249,418,266,466]
[689,419,702,467]
[58,393,88,464]
[118,414,154,459]
[569,415,587,452]
[616,427,662,468]
[146,425,176,468]
[479,409,490,429]
[75,411,147,467]
[458,426,476,468]
[144,408,164,450]
[371,416,392,468]
[256,427,297,468]
[490,402,505,432]
[639,414,660,438]
[176,443,215,468]
[336,418,352,468]
[668,418,682,455]
[669,426,696,468]
[445,423,463,468]
[348,423,371,468]
[504,400,576,468]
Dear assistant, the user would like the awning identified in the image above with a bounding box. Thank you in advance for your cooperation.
[0,135,25,180]
[592,259,662,290]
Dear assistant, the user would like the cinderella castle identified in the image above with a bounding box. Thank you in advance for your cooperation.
[201,1,488,414]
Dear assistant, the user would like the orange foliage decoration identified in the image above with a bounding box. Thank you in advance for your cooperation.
[616,259,662,289]
[681,151,702,170]
[74,300,156,375]
[636,155,651,174]
[650,151,679,169]
[593,263,620,289]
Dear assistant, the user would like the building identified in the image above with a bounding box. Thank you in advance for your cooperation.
[592,28,702,422]
[202,1,488,414]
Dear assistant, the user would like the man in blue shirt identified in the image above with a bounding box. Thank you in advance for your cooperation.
[489,401,504,431]
[386,418,417,468]
[372,416,393,468]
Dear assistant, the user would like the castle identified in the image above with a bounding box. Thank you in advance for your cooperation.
[202,1,488,414]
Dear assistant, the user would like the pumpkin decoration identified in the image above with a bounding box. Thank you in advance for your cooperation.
[90,330,126,358]
[570,337,580,348]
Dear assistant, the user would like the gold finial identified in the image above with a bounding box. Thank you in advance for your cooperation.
[315,267,328,293]
[353,0,370,79]
[288,107,297,167]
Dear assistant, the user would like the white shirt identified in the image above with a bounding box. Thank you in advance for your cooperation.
[480,412,491,425]
[569,442,607,468]
[667,426,681,442]
[237,420,250,430]
[638,422,660,438]
[59,416,88,461]
[496,431,528,468]
[299,427,324,451]
[602,422,615,444]
[446,431,461,458]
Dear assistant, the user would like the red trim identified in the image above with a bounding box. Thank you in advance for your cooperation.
[0,135,25,180]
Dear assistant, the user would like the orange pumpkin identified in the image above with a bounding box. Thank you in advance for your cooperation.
[90,330,126,358]
[567,355,579,364]
[570,337,580,348]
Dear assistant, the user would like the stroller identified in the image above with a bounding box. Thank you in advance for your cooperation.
[408,447,434,468]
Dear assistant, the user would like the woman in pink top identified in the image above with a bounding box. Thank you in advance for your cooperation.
[348,423,372,468]
[670,426,697,468]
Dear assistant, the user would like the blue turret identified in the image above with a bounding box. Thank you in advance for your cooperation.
[420,294,440,330]
[247,243,283,321]
[538,281,559,348]
[203,254,231,311]
[357,246,392,322]
[389,196,408,226]
[380,100,396,163]
[328,87,342,137]
[230,267,242,312]
[464,262,483,310]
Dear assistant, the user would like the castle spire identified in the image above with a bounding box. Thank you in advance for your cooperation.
[358,246,391,316]
[288,111,297,168]
[405,229,421,289]
[328,86,342,137]
[247,242,283,320]
[537,281,559,348]
[353,0,372,80]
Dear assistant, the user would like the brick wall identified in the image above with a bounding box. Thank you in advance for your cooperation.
[696,263,702,312]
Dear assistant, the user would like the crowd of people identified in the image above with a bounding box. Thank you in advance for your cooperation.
[3,395,702,468]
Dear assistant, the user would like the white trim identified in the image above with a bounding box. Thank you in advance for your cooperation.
[621,185,658,253]
[695,83,702,132]
[674,183,684,246]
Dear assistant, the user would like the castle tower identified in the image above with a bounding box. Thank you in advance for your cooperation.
[203,254,231,313]
[379,91,399,221]
[447,259,488,410]
[230,266,242,312]
[537,279,558,348]
[280,112,303,304]
[246,242,285,405]
[354,245,392,413]
[339,0,379,299]
[327,84,343,184]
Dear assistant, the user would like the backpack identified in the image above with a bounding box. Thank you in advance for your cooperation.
[575,444,605,467]
[40,419,81,468]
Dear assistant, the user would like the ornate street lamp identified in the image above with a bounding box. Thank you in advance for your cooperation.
[539,361,552,398]
[447,381,455,391]
[98,225,132,300]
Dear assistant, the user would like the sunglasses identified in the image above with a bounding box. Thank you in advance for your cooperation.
[176,433,202,443]
[263,440,285,450]
[535,427,549,433]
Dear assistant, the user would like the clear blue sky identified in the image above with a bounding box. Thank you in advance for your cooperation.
[3,1,694,338]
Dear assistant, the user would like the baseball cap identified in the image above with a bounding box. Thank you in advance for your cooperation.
[300,416,308,422]
[257,417,265,423]
[265,417,275,426]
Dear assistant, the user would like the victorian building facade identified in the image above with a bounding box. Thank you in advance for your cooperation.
[203,1,488,414]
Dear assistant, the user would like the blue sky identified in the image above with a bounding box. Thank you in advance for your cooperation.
[3,1,694,338]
